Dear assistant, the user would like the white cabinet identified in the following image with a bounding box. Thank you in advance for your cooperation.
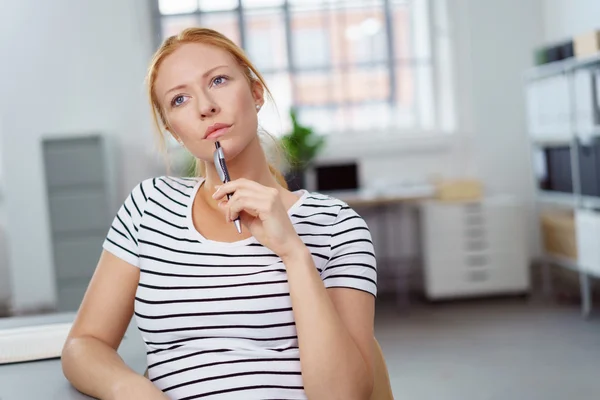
[42,134,115,312]
[575,210,600,277]
[420,197,530,300]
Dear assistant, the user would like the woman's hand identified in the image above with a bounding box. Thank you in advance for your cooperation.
[212,178,305,260]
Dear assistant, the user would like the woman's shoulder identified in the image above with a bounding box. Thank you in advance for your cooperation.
[302,190,344,205]
[300,190,361,219]
[300,190,373,241]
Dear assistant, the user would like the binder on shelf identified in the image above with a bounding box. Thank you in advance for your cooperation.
[574,69,596,139]
[546,42,574,63]
[575,210,600,277]
[525,80,541,135]
[594,70,600,129]
[543,146,573,193]
[561,41,575,59]
[577,139,600,197]
[552,75,571,136]
[526,75,572,139]
[532,148,549,189]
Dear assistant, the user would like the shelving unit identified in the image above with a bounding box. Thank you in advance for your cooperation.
[524,52,600,318]
[524,52,600,81]
[536,190,578,208]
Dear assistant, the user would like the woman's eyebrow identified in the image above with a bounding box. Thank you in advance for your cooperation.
[164,65,229,100]
[201,64,228,78]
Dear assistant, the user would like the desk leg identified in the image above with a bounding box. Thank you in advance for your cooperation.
[541,259,553,300]
[376,203,409,310]
[579,270,592,319]
[375,203,388,281]
[393,204,410,310]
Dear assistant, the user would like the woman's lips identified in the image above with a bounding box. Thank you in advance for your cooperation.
[205,125,231,140]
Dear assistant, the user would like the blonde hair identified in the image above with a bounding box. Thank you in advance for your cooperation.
[146,27,287,188]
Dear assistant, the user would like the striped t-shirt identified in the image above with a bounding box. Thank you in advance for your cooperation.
[103,176,377,400]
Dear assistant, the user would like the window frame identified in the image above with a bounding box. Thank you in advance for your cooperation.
[150,0,456,145]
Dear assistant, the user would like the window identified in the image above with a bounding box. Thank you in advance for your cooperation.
[155,0,455,137]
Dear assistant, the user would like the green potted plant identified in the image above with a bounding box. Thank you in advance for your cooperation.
[280,108,326,190]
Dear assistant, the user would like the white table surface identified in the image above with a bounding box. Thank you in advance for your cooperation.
[0,313,146,400]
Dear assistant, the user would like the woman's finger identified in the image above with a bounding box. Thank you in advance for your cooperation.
[222,188,270,214]
[212,178,274,201]
[212,180,246,200]
[227,195,265,220]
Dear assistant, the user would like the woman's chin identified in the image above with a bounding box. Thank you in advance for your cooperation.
[217,136,248,159]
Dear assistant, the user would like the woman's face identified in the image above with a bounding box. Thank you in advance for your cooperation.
[154,42,263,161]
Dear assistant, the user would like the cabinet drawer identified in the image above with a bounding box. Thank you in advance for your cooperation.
[424,251,529,298]
[424,253,493,298]
[43,136,106,188]
[48,190,110,233]
[426,248,491,270]
[423,202,486,233]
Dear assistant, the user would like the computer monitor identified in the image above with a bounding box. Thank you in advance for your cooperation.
[314,162,359,192]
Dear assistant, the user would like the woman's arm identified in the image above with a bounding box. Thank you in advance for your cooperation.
[61,250,168,400]
[282,247,375,400]
[214,179,376,399]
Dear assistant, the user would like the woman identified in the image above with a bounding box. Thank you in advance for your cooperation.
[61,27,377,400]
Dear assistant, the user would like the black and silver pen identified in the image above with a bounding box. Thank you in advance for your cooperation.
[213,141,242,234]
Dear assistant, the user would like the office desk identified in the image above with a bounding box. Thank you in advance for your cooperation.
[330,186,434,208]
[0,313,146,400]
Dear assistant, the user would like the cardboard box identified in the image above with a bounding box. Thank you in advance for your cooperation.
[435,180,483,201]
[540,210,577,259]
[574,30,600,58]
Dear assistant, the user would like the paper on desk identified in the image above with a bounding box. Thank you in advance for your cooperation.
[0,322,72,364]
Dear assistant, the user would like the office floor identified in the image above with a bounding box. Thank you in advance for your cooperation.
[375,297,600,400]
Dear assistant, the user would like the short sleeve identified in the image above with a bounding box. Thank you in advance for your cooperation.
[102,178,153,267]
[322,204,377,297]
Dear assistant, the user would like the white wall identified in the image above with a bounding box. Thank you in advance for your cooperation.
[0,124,8,306]
[454,0,544,257]
[543,0,600,42]
[0,0,161,313]
[450,0,543,196]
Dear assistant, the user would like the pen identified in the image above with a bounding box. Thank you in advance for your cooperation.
[213,141,242,234]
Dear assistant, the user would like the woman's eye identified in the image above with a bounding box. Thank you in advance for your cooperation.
[211,75,228,87]
[172,95,187,107]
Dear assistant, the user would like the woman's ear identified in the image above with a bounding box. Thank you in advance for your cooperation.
[251,80,265,109]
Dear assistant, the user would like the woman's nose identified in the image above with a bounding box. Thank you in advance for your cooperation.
[199,100,220,119]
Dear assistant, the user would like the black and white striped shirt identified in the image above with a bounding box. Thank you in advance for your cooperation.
[103,176,377,400]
